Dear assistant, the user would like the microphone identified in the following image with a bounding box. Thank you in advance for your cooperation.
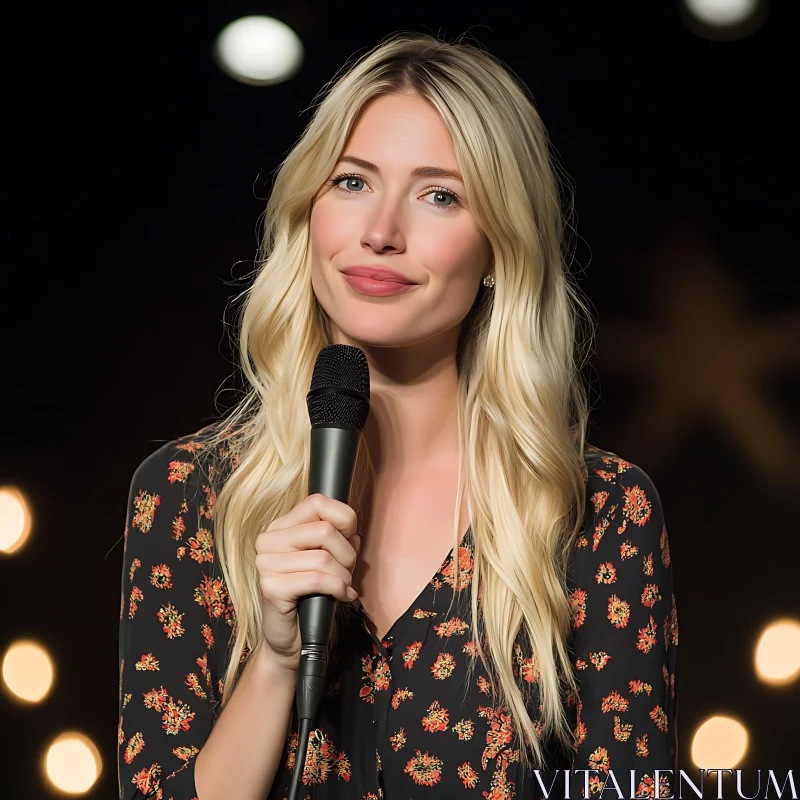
[288,344,371,800]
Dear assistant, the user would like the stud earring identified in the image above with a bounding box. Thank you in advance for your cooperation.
[482,272,495,288]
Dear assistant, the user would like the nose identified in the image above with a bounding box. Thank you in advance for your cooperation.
[359,196,406,255]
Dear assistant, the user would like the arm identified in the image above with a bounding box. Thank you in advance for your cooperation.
[568,456,678,797]
[117,440,297,800]
[194,644,297,800]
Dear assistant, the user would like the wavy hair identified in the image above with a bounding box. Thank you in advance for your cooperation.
[192,31,595,769]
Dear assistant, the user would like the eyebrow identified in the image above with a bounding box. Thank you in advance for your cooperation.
[337,155,464,184]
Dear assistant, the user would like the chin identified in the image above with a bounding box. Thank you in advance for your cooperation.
[331,322,420,350]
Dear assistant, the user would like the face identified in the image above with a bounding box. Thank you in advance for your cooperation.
[310,92,491,352]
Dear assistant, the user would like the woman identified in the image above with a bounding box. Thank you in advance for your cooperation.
[117,32,678,800]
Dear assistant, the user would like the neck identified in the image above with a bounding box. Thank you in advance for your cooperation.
[332,324,463,476]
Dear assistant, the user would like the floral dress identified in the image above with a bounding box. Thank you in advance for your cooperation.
[117,430,678,800]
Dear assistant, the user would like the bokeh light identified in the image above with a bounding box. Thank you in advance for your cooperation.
[679,0,767,40]
[683,0,759,26]
[213,16,303,86]
[0,486,32,554]
[2,640,54,702]
[691,715,749,768]
[44,732,102,793]
[755,618,800,684]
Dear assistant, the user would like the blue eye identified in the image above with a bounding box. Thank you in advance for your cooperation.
[426,190,455,208]
[333,175,366,192]
[328,172,462,212]
[334,175,364,192]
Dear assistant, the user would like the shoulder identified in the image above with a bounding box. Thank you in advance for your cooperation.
[582,444,663,526]
[124,422,247,549]
[571,444,668,574]
[129,421,244,498]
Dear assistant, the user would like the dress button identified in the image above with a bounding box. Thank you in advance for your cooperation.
[372,720,378,726]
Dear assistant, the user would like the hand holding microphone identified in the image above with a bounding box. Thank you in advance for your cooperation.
[255,494,362,675]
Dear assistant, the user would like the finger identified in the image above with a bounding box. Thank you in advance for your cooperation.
[259,550,353,587]
[256,521,359,568]
[263,570,355,604]
[266,493,358,539]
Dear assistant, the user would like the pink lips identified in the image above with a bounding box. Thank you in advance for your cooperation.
[341,266,417,296]
[342,266,415,283]
[343,274,418,296]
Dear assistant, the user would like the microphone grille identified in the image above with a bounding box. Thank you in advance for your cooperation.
[307,345,371,430]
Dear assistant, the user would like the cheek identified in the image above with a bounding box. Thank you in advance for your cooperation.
[422,221,486,279]
[311,200,352,259]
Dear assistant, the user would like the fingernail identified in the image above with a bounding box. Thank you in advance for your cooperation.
[346,587,358,600]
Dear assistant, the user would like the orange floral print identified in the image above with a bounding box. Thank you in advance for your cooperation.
[358,653,391,703]
[434,617,469,637]
[588,745,610,773]
[607,594,631,628]
[629,679,653,696]
[596,562,617,584]
[589,652,611,670]
[188,528,214,563]
[167,460,195,484]
[592,516,610,552]
[389,728,406,751]
[128,586,143,619]
[150,563,173,590]
[128,558,141,581]
[621,484,652,527]
[421,700,449,732]
[124,732,145,764]
[477,705,514,770]
[390,687,414,709]
[613,716,633,742]
[570,588,588,628]
[640,584,661,608]
[457,761,479,788]
[402,641,422,669]
[156,603,184,639]
[649,706,668,733]
[453,719,474,740]
[481,766,516,799]
[462,640,479,657]
[620,540,639,560]
[403,750,443,786]
[439,546,474,591]
[600,691,630,714]
[637,616,658,654]
[431,652,456,679]
[135,653,159,671]
[132,490,160,533]
[193,574,231,624]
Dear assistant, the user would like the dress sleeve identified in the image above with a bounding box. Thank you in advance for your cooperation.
[567,457,679,798]
[117,440,227,800]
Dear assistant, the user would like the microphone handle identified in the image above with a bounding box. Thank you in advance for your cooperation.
[296,425,361,721]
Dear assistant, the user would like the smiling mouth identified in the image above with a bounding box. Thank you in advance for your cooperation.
[343,273,419,295]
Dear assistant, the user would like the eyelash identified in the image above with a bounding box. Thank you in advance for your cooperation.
[328,172,463,211]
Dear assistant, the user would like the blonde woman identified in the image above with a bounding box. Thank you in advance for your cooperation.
[117,32,678,800]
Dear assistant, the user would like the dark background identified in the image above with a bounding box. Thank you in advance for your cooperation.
[3,0,798,795]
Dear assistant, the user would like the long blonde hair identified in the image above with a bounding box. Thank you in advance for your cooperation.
[193,31,594,769]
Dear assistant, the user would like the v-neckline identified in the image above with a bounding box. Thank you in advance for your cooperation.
[354,525,472,645]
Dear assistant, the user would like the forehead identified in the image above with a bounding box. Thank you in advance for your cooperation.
[343,93,459,170]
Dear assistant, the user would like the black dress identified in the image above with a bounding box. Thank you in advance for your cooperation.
[117,429,678,800]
